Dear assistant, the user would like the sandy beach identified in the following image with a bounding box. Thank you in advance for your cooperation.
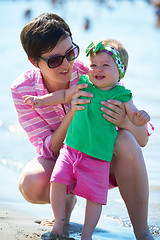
[0,203,51,240]
[0,200,134,240]
[1,201,160,240]
[0,165,49,240]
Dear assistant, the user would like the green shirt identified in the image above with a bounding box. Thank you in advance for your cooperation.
[65,75,132,162]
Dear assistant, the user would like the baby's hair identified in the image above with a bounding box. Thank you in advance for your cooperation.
[102,39,129,70]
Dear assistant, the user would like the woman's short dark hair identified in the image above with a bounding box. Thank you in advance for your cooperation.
[20,12,72,61]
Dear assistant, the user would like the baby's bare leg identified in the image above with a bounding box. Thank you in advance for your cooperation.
[19,157,77,226]
[50,182,67,236]
[81,200,102,240]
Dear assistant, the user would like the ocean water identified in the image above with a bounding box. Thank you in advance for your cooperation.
[0,0,160,239]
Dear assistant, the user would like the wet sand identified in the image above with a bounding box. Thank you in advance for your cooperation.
[0,203,50,240]
[0,201,134,240]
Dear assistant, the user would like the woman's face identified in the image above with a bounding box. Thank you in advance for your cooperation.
[38,37,75,92]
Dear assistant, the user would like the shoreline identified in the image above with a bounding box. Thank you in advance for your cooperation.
[0,164,159,239]
[0,201,134,240]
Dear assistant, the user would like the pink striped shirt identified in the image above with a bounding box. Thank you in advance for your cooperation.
[11,60,89,159]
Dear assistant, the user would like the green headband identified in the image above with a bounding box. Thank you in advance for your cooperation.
[85,41,126,80]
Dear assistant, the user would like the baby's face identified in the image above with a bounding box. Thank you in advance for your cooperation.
[88,52,119,90]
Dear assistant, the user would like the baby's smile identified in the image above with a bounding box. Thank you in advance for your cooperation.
[95,75,105,80]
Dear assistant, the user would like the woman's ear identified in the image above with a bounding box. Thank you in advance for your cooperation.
[28,56,39,67]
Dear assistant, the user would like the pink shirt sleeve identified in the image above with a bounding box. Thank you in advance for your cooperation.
[10,70,57,159]
[11,85,55,159]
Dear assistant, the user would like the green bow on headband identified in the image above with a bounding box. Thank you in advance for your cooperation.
[85,41,126,80]
[85,41,105,56]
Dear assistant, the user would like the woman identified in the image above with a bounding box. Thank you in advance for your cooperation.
[11,13,153,240]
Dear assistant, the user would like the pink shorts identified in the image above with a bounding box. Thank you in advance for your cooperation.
[50,145,110,205]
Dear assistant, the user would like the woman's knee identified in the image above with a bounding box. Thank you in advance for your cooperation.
[18,158,54,203]
[114,130,143,161]
[111,130,148,190]
[18,170,48,203]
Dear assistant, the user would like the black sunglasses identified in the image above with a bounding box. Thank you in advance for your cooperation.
[39,42,79,69]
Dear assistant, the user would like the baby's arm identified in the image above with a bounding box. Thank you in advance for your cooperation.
[125,99,150,127]
[23,83,88,108]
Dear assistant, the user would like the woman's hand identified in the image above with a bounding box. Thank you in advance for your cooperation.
[71,88,94,111]
[101,99,128,128]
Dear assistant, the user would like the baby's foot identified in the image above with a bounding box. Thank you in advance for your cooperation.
[49,233,75,240]
[50,233,59,240]
[50,218,65,238]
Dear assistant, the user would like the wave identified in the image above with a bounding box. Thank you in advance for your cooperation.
[103,215,160,237]
[150,225,160,237]
[0,157,24,172]
[0,120,25,136]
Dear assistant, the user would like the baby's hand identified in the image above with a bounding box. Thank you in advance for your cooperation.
[22,95,43,108]
[136,110,150,125]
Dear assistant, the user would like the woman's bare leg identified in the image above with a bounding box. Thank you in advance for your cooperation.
[18,157,54,203]
[18,157,77,225]
[81,200,102,240]
[110,130,154,240]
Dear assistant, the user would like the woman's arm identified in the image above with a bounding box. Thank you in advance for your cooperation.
[50,108,75,158]
[121,118,149,147]
[50,87,94,158]
[101,99,150,147]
